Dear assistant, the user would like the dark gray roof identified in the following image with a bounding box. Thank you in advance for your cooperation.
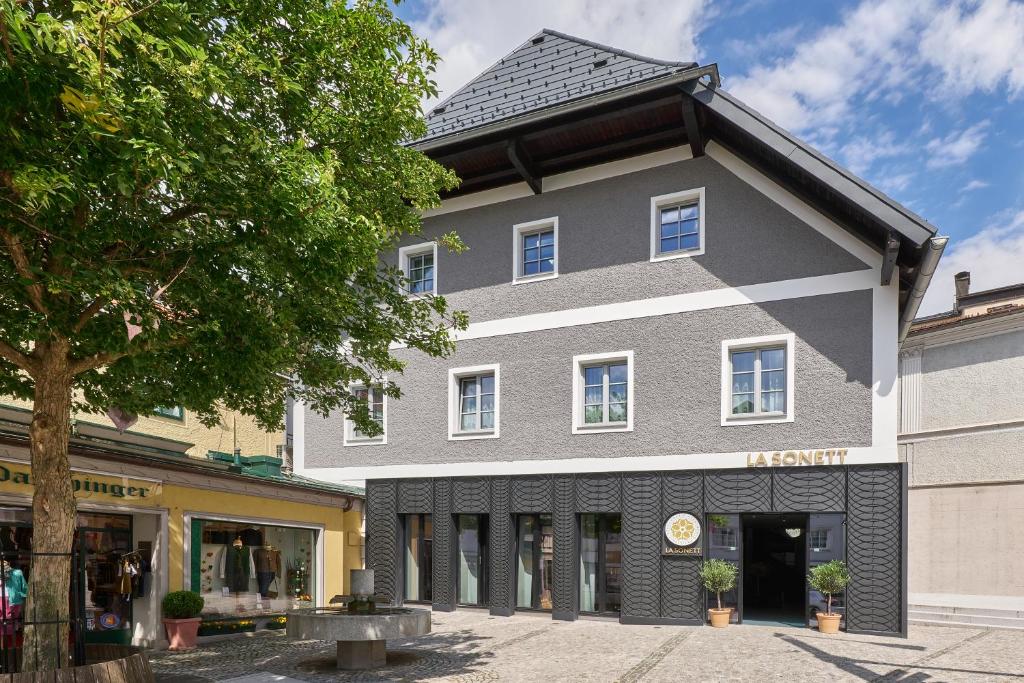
[421,29,696,143]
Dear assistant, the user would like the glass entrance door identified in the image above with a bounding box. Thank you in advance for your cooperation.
[404,514,432,603]
[457,515,488,606]
[78,512,133,644]
[515,515,553,610]
[579,514,621,615]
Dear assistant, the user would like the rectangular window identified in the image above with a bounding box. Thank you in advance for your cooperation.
[448,364,500,440]
[516,514,554,610]
[457,514,488,606]
[809,529,830,552]
[721,334,794,425]
[512,217,558,283]
[398,242,438,296]
[573,352,633,433]
[344,385,386,445]
[153,406,184,420]
[404,514,432,602]
[650,188,705,261]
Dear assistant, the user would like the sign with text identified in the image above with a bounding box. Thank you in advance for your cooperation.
[0,461,160,501]
[663,512,702,556]
[745,449,848,468]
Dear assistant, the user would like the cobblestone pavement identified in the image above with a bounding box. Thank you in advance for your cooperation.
[151,609,1024,682]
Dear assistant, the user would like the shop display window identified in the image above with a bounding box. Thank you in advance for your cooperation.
[192,519,317,617]
[706,513,740,623]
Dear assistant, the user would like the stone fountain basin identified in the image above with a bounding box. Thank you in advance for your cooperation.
[286,607,431,642]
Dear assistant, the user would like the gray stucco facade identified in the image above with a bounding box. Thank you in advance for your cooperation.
[300,130,908,634]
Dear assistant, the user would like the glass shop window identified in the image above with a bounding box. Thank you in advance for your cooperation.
[192,519,317,617]
[705,513,740,624]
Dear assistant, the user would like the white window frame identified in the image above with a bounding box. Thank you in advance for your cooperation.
[649,187,705,261]
[512,217,559,284]
[720,333,795,426]
[448,364,500,441]
[572,351,634,434]
[398,241,438,296]
[711,526,738,549]
[343,382,387,446]
[809,529,830,552]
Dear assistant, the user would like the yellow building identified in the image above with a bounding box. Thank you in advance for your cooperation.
[0,404,363,648]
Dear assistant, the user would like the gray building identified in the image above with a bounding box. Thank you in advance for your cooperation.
[901,272,1024,628]
[296,30,947,635]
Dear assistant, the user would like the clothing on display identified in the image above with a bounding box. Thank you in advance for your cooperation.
[117,553,143,600]
[254,547,282,598]
[219,544,256,593]
[1,565,27,607]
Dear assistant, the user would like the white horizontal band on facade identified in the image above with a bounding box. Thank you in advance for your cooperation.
[443,268,879,344]
[301,445,897,483]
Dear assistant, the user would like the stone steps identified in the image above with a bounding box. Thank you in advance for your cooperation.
[909,602,1024,630]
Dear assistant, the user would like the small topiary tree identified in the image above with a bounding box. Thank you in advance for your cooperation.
[162,591,205,620]
[808,560,849,615]
[699,559,738,611]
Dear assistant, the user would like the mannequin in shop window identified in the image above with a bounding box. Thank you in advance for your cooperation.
[219,535,256,594]
[254,545,282,599]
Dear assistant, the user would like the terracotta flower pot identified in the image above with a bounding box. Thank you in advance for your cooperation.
[708,608,731,628]
[163,617,202,650]
[815,612,842,634]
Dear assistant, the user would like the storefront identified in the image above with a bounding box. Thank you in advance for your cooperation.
[0,408,363,649]
[366,460,907,636]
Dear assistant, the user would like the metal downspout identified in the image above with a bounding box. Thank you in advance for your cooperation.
[898,236,948,344]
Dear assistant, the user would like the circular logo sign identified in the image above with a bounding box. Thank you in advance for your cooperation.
[664,513,701,547]
[98,612,121,630]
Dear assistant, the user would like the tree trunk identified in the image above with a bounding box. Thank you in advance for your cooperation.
[22,340,76,671]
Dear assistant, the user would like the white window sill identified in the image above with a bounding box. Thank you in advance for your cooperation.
[721,412,793,426]
[343,437,386,447]
[649,247,704,262]
[512,272,558,285]
[449,429,499,441]
[572,422,632,435]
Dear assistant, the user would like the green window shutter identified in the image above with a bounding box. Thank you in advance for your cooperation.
[190,518,203,593]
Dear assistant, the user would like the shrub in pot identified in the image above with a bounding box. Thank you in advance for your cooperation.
[162,590,205,650]
[808,560,849,634]
[699,559,738,628]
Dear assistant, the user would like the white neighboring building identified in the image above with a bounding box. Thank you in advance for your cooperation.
[902,271,1024,628]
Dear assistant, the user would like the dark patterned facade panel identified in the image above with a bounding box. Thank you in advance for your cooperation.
[772,468,846,512]
[511,475,553,513]
[489,478,515,615]
[552,476,578,618]
[397,478,434,513]
[621,474,661,619]
[846,466,902,633]
[662,472,704,516]
[576,473,621,512]
[705,470,772,512]
[452,477,491,513]
[432,478,457,610]
[660,558,704,621]
[365,479,399,605]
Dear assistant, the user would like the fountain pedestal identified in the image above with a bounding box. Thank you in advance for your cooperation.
[286,608,431,671]
[337,638,386,669]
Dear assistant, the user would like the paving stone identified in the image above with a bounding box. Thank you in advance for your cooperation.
[148,610,1024,682]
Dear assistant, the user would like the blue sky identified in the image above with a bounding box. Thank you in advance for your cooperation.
[395,0,1024,315]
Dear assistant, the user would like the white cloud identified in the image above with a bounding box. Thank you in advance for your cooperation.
[963,179,990,192]
[919,0,1024,98]
[925,121,989,169]
[412,0,707,108]
[875,171,915,195]
[919,209,1024,316]
[839,130,912,175]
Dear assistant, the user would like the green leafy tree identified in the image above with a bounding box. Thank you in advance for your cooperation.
[808,560,849,615]
[0,0,462,668]
[699,559,738,611]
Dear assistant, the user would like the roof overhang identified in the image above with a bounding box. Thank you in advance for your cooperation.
[416,68,945,331]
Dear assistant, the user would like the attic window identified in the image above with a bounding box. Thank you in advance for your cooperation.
[433,106,446,115]
[593,59,608,68]
[532,36,545,45]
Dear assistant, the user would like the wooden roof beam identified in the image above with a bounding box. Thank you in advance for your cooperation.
[881,231,900,286]
[506,138,542,194]
[680,93,704,157]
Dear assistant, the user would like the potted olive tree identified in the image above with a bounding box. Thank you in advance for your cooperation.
[808,560,849,634]
[700,559,738,628]
[162,591,205,650]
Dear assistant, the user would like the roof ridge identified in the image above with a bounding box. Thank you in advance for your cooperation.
[538,28,696,69]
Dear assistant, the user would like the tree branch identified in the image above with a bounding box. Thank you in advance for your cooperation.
[72,296,108,333]
[160,204,203,224]
[0,339,34,374]
[0,226,48,314]
[70,336,188,375]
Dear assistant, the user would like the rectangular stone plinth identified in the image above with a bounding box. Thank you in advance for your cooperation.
[337,639,386,670]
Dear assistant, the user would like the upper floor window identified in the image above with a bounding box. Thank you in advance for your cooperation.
[344,384,386,446]
[448,364,500,440]
[650,188,705,261]
[809,529,830,552]
[512,217,558,284]
[721,333,794,426]
[572,351,633,434]
[153,406,184,421]
[398,242,438,296]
